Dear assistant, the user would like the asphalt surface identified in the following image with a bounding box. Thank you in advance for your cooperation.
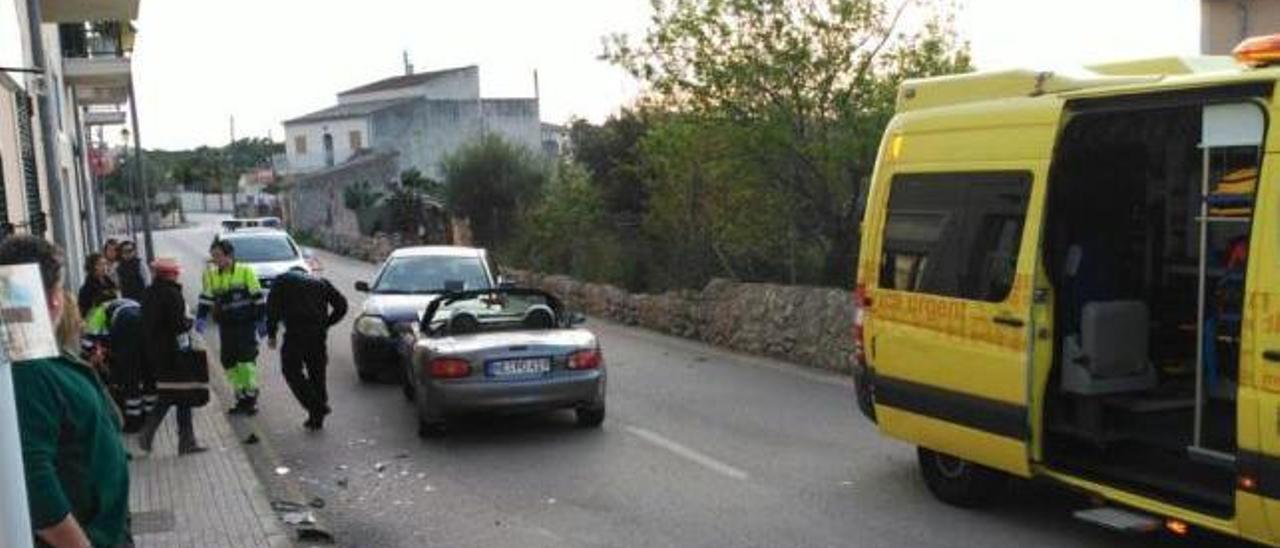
[153,215,1243,547]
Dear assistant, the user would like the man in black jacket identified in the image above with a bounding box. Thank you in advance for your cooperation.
[266,267,348,430]
[116,240,148,301]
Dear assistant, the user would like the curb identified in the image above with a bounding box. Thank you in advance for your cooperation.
[209,370,337,546]
[206,376,299,547]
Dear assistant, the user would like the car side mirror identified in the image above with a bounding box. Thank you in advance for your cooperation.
[568,312,587,326]
[355,281,370,292]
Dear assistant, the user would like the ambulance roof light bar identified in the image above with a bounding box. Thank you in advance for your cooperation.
[1232,34,1280,67]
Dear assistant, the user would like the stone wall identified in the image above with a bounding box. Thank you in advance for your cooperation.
[281,149,399,239]
[317,232,399,264]
[302,219,472,264]
[509,270,856,374]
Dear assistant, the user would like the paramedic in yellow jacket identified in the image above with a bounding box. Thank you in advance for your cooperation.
[197,239,266,415]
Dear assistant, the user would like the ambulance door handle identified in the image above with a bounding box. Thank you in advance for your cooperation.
[992,316,1025,328]
[1263,350,1280,363]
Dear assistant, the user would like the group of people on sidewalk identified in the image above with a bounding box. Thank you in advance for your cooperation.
[77,238,208,455]
[1,231,347,548]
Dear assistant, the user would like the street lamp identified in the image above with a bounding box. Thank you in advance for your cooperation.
[120,127,138,241]
[121,108,155,263]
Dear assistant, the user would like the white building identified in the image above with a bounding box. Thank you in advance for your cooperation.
[282,65,543,181]
[1,0,141,288]
[541,122,569,158]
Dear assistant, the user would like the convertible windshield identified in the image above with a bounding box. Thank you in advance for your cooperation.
[423,289,563,334]
[374,255,491,294]
[227,235,298,263]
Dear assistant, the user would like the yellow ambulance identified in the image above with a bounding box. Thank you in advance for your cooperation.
[853,35,1280,544]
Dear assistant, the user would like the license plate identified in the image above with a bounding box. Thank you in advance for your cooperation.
[487,358,551,377]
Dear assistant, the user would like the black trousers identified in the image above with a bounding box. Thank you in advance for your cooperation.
[140,402,196,450]
[281,330,329,416]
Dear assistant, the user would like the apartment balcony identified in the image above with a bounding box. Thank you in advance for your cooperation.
[60,22,133,106]
[83,108,126,126]
[40,0,139,23]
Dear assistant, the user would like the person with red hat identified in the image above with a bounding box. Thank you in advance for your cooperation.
[138,258,207,455]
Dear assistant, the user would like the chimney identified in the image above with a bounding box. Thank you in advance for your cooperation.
[403,50,414,75]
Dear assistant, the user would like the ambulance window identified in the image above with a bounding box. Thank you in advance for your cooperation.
[879,172,1031,301]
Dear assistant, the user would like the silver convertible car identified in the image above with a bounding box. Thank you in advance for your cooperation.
[399,288,606,438]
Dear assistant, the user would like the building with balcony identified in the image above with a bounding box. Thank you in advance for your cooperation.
[0,0,143,288]
[281,65,544,181]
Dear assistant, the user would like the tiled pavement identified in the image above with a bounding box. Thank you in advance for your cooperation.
[127,389,292,548]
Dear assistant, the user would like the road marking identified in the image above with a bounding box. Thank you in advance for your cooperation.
[625,425,749,480]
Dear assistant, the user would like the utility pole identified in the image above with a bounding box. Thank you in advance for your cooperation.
[229,115,237,217]
[0,321,32,548]
[127,78,155,263]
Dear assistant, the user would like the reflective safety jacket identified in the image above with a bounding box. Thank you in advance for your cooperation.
[198,262,264,326]
[82,298,143,356]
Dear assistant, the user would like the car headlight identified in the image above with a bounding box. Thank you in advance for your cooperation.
[355,315,391,338]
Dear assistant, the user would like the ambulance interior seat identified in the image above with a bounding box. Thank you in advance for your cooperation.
[1058,242,1156,396]
[1061,300,1157,395]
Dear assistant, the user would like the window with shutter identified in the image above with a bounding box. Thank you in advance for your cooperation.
[15,90,44,235]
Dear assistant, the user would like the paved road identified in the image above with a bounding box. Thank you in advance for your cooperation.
[154,216,1232,547]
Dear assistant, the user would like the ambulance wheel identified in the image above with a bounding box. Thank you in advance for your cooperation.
[917,447,1006,508]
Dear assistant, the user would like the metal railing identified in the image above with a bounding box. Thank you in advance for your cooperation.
[59,22,132,59]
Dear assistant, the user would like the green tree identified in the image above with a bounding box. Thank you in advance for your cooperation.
[224,137,284,173]
[398,168,444,196]
[101,152,166,214]
[569,108,652,217]
[443,135,546,247]
[383,169,447,240]
[342,181,383,211]
[512,162,621,282]
[606,0,971,287]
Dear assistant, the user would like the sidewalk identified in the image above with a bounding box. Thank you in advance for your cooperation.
[128,388,291,548]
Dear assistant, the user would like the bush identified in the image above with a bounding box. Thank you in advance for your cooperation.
[443,135,546,248]
[507,163,623,284]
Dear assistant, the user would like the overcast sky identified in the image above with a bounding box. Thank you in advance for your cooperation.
[13,0,1199,149]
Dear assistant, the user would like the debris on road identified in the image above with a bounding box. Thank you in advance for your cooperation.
[394,451,410,459]
[309,496,326,509]
[374,461,387,472]
[243,433,259,445]
[271,500,307,512]
[282,510,316,525]
[297,527,335,543]
[275,466,291,476]
[336,477,349,489]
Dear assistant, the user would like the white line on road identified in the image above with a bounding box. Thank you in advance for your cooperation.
[625,425,749,481]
